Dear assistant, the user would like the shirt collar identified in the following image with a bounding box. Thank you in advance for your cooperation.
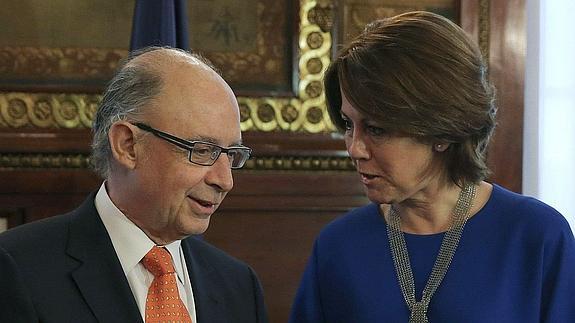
[94,182,186,282]
[164,241,185,282]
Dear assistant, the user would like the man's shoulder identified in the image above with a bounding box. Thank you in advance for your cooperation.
[0,211,80,278]
[0,194,95,256]
[0,212,74,250]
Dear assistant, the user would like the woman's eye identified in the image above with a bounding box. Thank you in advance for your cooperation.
[366,125,386,136]
[342,119,353,131]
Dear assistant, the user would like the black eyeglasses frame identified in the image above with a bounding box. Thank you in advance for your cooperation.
[131,122,252,169]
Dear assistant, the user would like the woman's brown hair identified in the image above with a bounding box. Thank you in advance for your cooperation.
[325,11,497,186]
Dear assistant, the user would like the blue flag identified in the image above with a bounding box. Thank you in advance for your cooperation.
[129,0,190,51]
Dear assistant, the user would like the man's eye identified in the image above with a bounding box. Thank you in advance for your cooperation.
[194,147,212,157]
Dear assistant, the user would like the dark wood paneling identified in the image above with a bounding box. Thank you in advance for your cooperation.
[460,0,479,42]
[0,208,25,228]
[460,0,526,193]
[0,129,92,153]
[487,0,525,193]
[205,210,339,323]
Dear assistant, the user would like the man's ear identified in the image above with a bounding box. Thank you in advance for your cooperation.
[109,122,139,170]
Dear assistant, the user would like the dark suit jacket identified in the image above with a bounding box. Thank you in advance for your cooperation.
[0,193,269,323]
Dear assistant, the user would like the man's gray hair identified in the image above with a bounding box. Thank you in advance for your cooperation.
[91,46,219,178]
[90,47,160,178]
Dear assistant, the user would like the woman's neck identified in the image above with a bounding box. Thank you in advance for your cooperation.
[381,181,491,235]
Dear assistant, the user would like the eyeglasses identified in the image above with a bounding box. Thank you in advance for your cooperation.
[132,122,252,169]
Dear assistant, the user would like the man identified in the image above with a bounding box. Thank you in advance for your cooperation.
[0,47,268,323]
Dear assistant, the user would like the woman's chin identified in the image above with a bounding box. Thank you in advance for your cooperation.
[365,190,393,205]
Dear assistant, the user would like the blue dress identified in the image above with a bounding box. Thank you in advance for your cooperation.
[290,184,575,322]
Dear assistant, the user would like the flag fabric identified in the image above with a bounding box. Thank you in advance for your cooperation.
[129,0,190,51]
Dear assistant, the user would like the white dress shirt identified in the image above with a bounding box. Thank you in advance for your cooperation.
[94,182,197,322]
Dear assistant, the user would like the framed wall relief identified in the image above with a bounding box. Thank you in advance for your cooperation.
[189,0,297,97]
[0,0,134,93]
[0,0,298,95]
[0,0,337,134]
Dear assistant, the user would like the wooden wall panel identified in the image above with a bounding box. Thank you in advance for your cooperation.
[461,0,526,193]
[205,210,340,323]
[486,0,526,193]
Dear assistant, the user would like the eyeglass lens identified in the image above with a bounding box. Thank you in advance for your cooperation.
[189,143,249,168]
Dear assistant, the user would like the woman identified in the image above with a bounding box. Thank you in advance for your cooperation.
[289,11,575,323]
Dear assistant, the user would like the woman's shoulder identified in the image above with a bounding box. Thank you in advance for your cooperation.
[312,203,389,258]
[317,203,384,241]
[489,183,572,237]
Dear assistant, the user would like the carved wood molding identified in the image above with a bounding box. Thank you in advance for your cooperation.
[479,0,490,60]
[0,153,354,171]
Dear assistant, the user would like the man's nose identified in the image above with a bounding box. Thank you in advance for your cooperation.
[205,153,234,192]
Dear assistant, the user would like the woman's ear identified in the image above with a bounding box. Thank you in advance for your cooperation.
[108,122,138,170]
[433,142,450,152]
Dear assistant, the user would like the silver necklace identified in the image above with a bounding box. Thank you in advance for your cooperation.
[386,184,476,323]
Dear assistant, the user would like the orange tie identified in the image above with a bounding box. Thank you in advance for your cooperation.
[142,246,192,323]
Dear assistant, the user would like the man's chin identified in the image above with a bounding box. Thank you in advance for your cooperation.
[180,217,212,237]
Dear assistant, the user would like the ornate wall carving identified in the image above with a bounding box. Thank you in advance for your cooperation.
[0,0,336,133]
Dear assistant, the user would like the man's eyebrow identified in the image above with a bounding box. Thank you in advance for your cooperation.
[186,135,243,147]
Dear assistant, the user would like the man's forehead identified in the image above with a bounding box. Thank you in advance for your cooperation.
[126,48,211,73]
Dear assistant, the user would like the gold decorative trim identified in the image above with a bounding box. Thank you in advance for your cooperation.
[240,0,334,133]
[478,0,490,61]
[0,153,355,171]
[0,0,335,133]
[0,92,99,128]
[243,156,354,171]
[0,153,90,168]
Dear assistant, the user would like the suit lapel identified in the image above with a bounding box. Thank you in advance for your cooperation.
[182,237,224,322]
[66,194,143,323]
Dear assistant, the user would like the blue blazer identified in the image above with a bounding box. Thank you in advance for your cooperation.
[0,193,268,323]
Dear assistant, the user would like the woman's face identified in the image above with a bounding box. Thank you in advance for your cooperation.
[340,91,445,204]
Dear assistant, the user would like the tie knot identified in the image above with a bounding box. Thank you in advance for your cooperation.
[142,246,175,277]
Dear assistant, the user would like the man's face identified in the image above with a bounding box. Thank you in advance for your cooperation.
[126,62,242,244]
